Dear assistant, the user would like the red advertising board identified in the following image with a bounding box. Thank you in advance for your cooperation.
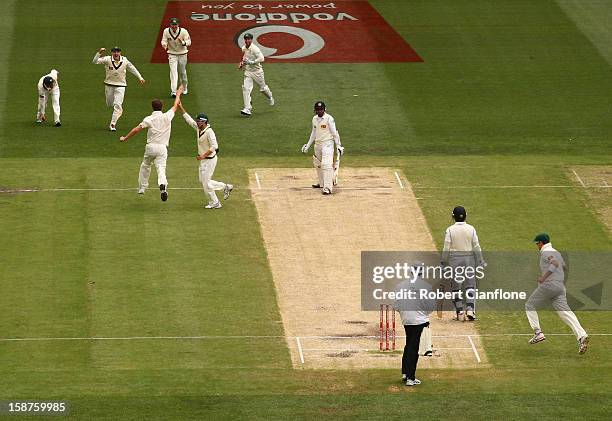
[151,1,422,63]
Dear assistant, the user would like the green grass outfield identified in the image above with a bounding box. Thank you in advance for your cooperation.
[1,0,611,419]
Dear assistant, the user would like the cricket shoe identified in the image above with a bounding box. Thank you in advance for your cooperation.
[322,187,332,195]
[405,378,422,387]
[223,184,234,200]
[137,188,145,195]
[240,108,252,116]
[424,350,433,357]
[269,97,275,106]
[54,121,61,127]
[466,310,476,321]
[159,184,168,202]
[578,336,589,354]
[528,331,546,344]
[456,311,465,321]
[205,202,222,209]
[312,184,321,188]
[36,119,43,124]
[109,124,116,132]
[171,93,176,98]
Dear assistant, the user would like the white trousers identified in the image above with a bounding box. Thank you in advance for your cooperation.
[168,54,188,94]
[313,141,334,190]
[37,87,60,123]
[199,156,226,204]
[104,85,125,126]
[138,143,168,189]
[525,281,587,339]
[242,69,272,110]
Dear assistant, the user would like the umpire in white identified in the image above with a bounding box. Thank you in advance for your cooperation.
[441,206,486,320]
[394,267,435,387]
[525,233,589,354]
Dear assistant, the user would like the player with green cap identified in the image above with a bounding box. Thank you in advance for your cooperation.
[525,233,589,354]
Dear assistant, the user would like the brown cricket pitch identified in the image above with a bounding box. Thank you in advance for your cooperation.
[250,167,488,369]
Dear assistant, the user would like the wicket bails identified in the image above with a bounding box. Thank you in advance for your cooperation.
[379,304,396,351]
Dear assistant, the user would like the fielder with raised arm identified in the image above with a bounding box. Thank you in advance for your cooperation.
[92,46,145,131]
[161,17,191,97]
[178,103,233,209]
[301,101,344,195]
[119,86,183,202]
[36,69,61,126]
[525,233,589,354]
[238,32,274,116]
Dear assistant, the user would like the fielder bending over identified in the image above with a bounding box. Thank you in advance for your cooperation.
[36,69,61,126]
[526,233,589,354]
[301,101,344,195]
[178,103,233,209]
[93,46,145,131]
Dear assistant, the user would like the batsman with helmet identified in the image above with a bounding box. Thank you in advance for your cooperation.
[301,101,344,195]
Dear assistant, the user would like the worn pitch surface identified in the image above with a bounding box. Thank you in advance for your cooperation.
[250,167,487,368]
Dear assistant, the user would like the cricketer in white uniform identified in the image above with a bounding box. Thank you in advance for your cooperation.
[441,206,486,320]
[36,69,61,126]
[525,233,589,354]
[238,32,274,116]
[301,101,344,195]
[119,87,183,202]
[178,103,233,209]
[161,17,191,97]
[92,46,145,131]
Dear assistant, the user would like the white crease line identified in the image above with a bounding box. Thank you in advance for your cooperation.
[296,347,473,352]
[296,336,305,364]
[571,169,586,188]
[4,185,611,195]
[412,185,611,189]
[0,333,610,342]
[255,172,262,189]
[467,335,481,363]
[394,171,404,189]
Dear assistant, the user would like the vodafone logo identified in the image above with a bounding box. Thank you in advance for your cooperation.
[153,1,422,63]
[237,26,324,60]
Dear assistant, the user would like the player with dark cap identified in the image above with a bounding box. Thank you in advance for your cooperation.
[525,233,589,354]
[36,69,61,126]
[441,206,486,320]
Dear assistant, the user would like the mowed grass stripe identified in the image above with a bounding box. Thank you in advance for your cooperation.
[0,158,290,372]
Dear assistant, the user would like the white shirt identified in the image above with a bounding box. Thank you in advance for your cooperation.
[241,43,264,72]
[92,53,144,87]
[442,222,484,264]
[161,27,191,55]
[183,114,218,157]
[539,243,565,282]
[394,277,434,325]
[38,69,59,93]
[139,110,175,146]
[308,113,340,145]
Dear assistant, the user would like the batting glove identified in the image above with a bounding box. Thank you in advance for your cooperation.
[301,144,309,153]
[337,145,344,156]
